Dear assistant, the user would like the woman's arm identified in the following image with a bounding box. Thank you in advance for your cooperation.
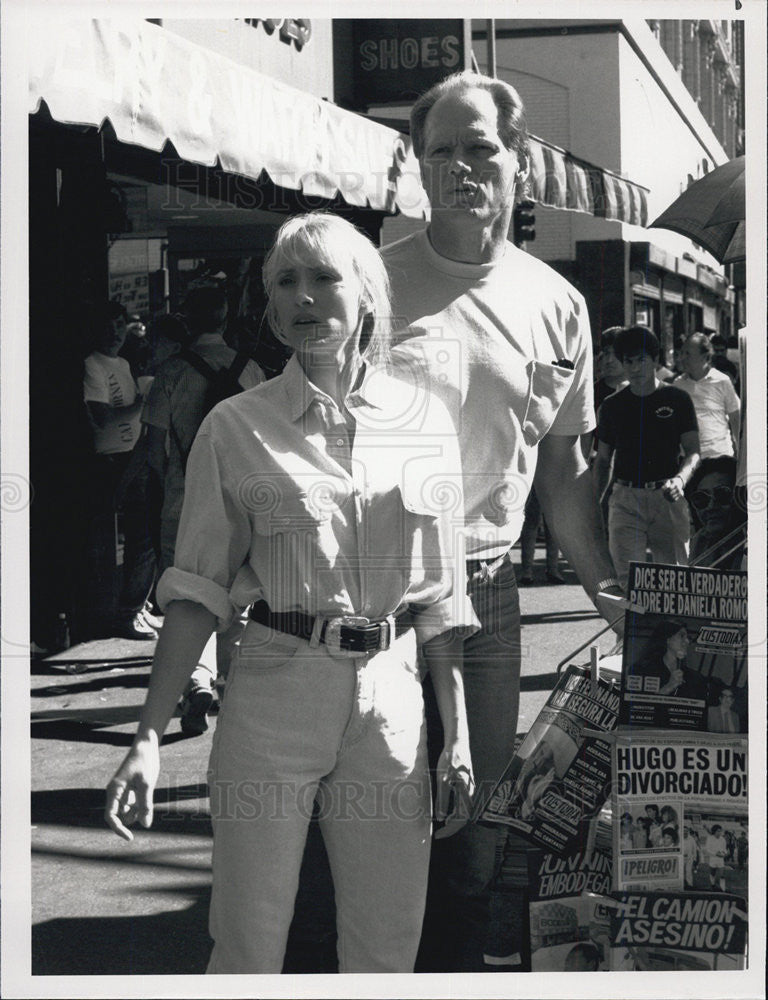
[105,599,215,840]
[421,630,473,830]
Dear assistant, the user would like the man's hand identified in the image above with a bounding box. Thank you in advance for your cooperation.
[661,476,685,503]
[434,743,474,840]
[105,737,160,841]
[594,586,626,639]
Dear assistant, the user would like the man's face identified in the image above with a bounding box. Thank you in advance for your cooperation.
[420,88,525,224]
[681,341,711,380]
[599,345,624,380]
[99,316,127,356]
[622,350,657,389]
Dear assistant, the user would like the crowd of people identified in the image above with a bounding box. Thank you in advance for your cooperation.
[88,68,747,975]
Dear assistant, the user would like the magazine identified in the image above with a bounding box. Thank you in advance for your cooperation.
[607,890,747,971]
[479,665,619,856]
[612,729,748,893]
[527,849,613,971]
[620,562,747,732]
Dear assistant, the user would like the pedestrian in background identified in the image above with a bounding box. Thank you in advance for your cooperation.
[142,285,264,734]
[83,299,157,640]
[593,326,700,591]
[674,332,740,459]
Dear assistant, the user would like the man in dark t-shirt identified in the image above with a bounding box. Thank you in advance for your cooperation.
[593,326,700,590]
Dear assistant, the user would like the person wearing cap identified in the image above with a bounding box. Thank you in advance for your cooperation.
[593,326,701,591]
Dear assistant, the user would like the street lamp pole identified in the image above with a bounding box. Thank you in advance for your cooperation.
[486,19,496,78]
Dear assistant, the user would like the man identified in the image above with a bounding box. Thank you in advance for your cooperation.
[709,333,740,391]
[381,70,624,971]
[593,326,701,591]
[675,332,740,459]
[707,687,741,733]
[143,285,263,733]
[83,300,157,640]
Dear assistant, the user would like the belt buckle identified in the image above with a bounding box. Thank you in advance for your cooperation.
[324,615,370,657]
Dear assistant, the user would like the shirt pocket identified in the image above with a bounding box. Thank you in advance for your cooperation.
[521,359,575,447]
[249,483,338,536]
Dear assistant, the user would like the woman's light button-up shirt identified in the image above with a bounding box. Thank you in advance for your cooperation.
[157,355,479,646]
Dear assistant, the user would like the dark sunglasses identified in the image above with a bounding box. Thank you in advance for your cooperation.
[689,485,733,510]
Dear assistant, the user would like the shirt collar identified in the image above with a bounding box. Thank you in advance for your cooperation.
[281,354,386,423]
[193,333,228,347]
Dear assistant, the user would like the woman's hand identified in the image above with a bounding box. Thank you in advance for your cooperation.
[105,736,160,841]
[660,667,684,694]
[434,741,474,840]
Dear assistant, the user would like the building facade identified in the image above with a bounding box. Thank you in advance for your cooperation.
[470,18,744,357]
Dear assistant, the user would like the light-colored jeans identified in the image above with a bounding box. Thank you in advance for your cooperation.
[608,483,690,590]
[206,619,431,974]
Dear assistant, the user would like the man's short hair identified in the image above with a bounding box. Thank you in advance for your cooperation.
[599,326,624,351]
[684,331,714,359]
[183,284,228,336]
[614,325,660,363]
[410,70,529,162]
[710,334,728,350]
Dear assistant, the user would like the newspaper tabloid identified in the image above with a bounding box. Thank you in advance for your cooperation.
[608,890,747,971]
[479,665,618,855]
[620,562,747,732]
[527,849,613,971]
[612,729,748,894]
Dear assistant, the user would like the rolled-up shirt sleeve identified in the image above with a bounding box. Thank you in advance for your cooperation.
[156,416,253,631]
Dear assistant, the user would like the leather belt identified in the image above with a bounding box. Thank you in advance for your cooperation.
[466,550,512,576]
[249,600,411,655]
[614,478,670,490]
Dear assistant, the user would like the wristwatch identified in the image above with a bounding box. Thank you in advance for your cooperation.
[595,577,623,595]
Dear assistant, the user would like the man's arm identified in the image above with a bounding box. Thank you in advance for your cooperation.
[535,434,623,620]
[661,430,700,503]
[592,440,615,505]
[728,407,740,456]
[86,396,143,430]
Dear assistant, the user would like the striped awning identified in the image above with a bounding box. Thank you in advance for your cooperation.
[27,15,429,218]
[28,15,648,227]
[528,136,649,227]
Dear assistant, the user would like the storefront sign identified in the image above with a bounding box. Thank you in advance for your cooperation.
[351,19,469,107]
[109,272,150,315]
[242,19,311,50]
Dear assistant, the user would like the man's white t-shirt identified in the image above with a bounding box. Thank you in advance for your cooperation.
[674,368,740,458]
[382,230,595,559]
[83,352,141,455]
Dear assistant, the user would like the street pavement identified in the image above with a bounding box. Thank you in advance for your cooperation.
[28,549,619,977]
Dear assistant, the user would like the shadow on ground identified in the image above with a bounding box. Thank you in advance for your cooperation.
[32,892,212,975]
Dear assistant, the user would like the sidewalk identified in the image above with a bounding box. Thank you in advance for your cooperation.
[30,554,617,976]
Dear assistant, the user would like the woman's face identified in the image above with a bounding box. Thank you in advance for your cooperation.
[693,470,734,534]
[667,627,689,658]
[270,249,364,359]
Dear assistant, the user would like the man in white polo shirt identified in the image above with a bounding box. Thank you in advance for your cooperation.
[675,333,740,459]
[382,70,623,972]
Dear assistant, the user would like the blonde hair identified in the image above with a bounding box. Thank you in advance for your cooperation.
[262,212,392,367]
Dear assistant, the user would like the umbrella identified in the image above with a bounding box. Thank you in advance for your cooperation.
[650,156,745,264]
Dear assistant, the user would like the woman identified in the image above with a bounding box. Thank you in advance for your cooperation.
[687,455,746,569]
[105,213,476,974]
[634,620,706,699]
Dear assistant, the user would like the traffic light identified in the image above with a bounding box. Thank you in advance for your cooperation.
[513,199,536,246]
